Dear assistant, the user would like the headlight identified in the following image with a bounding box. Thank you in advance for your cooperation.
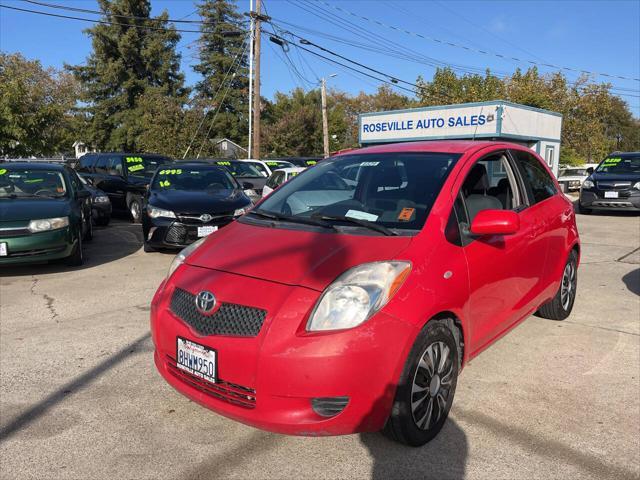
[307,261,411,332]
[633,182,640,190]
[28,216,69,233]
[234,206,251,216]
[148,205,176,219]
[93,195,110,204]
[167,237,207,279]
[582,179,594,189]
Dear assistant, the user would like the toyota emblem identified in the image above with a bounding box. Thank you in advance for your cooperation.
[195,291,216,314]
[199,214,213,223]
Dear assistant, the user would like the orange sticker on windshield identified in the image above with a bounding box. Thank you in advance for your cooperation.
[398,207,415,222]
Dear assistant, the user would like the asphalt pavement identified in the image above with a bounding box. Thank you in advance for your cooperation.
[1,209,638,480]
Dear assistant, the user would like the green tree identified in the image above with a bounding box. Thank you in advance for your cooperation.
[192,0,249,153]
[0,53,81,157]
[69,0,187,152]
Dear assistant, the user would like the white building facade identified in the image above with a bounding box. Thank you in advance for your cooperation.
[358,100,563,176]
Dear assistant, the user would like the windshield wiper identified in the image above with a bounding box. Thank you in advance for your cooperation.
[311,214,397,236]
[249,209,337,230]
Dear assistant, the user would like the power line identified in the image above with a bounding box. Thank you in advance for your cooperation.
[314,0,640,83]
[0,3,242,35]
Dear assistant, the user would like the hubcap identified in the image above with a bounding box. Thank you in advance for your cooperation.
[131,202,140,219]
[560,261,576,310]
[411,341,454,431]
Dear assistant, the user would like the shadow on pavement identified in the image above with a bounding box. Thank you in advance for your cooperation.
[622,268,640,296]
[0,219,145,277]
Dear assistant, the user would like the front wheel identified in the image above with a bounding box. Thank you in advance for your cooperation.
[536,250,578,321]
[383,319,460,446]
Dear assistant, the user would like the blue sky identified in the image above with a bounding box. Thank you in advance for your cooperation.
[1,0,639,115]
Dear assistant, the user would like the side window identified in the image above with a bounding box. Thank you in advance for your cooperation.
[274,171,285,187]
[68,171,81,193]
[512,150,557,204]
[94,156,109,173]
[78,155,96,172]
[445,194,470,247]
[107,156,123,176]
[460,152,521,223]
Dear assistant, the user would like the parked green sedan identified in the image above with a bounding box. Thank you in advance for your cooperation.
[0,163,92,266]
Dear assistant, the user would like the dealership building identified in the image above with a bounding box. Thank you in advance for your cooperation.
[358,100,563,176]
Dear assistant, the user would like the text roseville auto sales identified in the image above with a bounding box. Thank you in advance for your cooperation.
[361,114,495,133]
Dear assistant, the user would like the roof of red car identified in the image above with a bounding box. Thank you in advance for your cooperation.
[336,140,515,156]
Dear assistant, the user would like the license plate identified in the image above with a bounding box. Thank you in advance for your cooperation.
[0,243,6,256]
[197,226,218,237]
[176,337,217,384]
[604,191,619,198]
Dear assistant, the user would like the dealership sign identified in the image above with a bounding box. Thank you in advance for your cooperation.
[359,103,500,143]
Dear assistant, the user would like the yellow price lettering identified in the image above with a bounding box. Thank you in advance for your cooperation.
[0,169,7,175]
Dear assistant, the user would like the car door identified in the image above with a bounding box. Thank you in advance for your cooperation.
[67,169,91,236]
[95,155,127,209]
[453,149,547,353]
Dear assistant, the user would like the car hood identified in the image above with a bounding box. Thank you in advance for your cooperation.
[148,189,250,214]
[591,172,640,183]
[0,198,70,223]
[558,175,586,181]
[186,220,413,291]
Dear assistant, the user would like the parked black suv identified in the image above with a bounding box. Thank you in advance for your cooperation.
[75,153,172,222]
[579,152,640,213]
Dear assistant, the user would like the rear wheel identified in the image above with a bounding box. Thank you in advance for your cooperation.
[536,250,578,321]
[383,319,460,446]
[129,197,142,223]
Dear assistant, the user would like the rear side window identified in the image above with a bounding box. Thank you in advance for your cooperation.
[512,150,557,204]
[78,155,96,171]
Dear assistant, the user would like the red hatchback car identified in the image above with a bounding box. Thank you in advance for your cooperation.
[151,140,580,446]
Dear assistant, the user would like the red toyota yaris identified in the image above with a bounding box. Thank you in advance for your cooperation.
[151,141,580,446]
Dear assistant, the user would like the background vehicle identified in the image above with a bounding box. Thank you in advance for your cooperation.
[262,159,296,171]
[262,167,306,197]
[142,163,252,252]
[557,165,598,192]
[579,152,640,213]
[77,173,111,226]
[204,160,268,201]
[151,141,579,447]
[75,152,172,222]
[0,163,92,266]
[268,157,322,168]
[239,159,272,178]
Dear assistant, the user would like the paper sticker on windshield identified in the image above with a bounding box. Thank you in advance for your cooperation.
[216,161,231,166]
[346,210,379,222]
[159,180,171,188]
[126,156,143,163]
[397,207,415,222]
[128,164,144,173]
[603,157,622,165]
[0,169,6,175]
[360,161,379,167]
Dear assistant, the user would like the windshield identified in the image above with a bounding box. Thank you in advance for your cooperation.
[0,168,68,198]
[151,167,236,191]
[125,155,169,177]
[253,152,460,234]
[212,161,264,177]
[248,162,269,177]
[596,155,640,174]
[264,160,295,170]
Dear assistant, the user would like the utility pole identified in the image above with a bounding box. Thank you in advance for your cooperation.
[251,0,262,160]
[321,77,329,158]
[247,0,254,159]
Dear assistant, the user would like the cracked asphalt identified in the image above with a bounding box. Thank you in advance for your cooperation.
[1,209,639,480]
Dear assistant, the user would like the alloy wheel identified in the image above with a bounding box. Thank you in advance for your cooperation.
[560,262,576,310]
[410,341,454,430]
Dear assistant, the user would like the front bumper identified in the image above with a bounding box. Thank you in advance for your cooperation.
[580,190,640,211]
[143,217,236,249]
[151,266,415,436]
[91,202,112,221]
[0,227,75,265]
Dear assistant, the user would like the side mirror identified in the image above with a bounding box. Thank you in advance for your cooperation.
[586,167,594,175]
[470,210,520,236]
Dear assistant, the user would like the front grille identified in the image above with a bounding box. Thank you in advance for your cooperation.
[0,227,30,238]
[596,182,632,192]
[592,201,635,208]
[164,221,233,245]
[177,212,234,225]
[170,288,267,337]
[165,355,256,408]
[165,225,187,244]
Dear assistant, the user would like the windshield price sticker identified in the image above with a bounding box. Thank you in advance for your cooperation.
[159,180,171,188]
[128,164,144,173]
[158,169,182,175]
[0,169,6,175]
[306,161,317,165]
[604,157,622,165]
[126,156,143,163]
[216,161,231,166]
[360,161,380,167]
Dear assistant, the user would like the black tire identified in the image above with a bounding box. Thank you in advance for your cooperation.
[128,197,142,223]
[83,215,93,241]
[383,318,460,447]
[536,250,578,321]
[143,241,155,253]
[66,235,84,266]
[95,216,110,227]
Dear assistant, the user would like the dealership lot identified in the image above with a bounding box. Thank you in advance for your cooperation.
[0,210,638,479]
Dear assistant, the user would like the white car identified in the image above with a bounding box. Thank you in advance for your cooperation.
[240,159,272,178]
[262,167,306,197]
[558,164,599,192]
